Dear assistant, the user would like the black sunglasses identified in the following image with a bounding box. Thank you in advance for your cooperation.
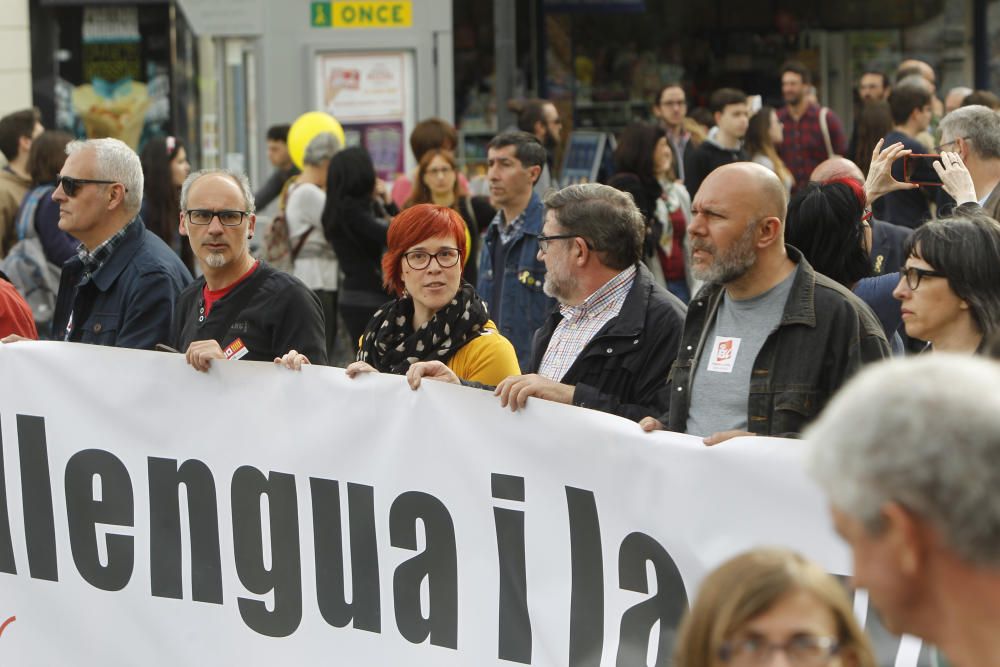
[56,175,126,197]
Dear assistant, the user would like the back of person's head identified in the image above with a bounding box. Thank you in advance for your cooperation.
[409,118,458,162]
[785,180,870,287]
[514,98,550,134]
[674,547,876,667]
[902,212,1000,339]
[939,104,1000,160]
[27,130,73,185]
[709,88,748,115]
[614,121,666,182]
[744,106,776,157]
[780,60,812,84]
[0,107,41,162]
[303,132,341,166]
[888,80,932,125]
[542,183,644,270]
[381,204,467,296]
[266,124,291,143]
[487,131,546,170]
[810,156,865,184]
[853,101,894,172]
[327,146,376,202]
[807,354,1000,567]
[962,90,1000,110]
[179,169,255,213]
[68,137,143,216]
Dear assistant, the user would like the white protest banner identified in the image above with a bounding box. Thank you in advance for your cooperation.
[0,342,912,665]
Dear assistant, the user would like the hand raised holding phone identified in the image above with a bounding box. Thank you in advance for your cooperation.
[864,139,919,206]
[932,151,977,204]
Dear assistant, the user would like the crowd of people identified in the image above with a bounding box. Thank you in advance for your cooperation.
[1,54,999,667]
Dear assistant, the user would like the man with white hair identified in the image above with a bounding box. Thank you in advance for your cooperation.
[937,104,1000,220]
[806,354,1000,667]
[170,169,326,371]
[10,138,191,348]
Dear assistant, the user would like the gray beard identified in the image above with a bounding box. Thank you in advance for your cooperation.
[204,252,227,269]
[687,223,759,284]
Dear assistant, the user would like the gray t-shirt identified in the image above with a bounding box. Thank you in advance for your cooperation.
[686,266,798,436]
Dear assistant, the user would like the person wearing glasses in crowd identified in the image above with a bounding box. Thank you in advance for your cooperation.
[406,184,687,422]
[278,203,519,385]
[170,169,326,371]
[674,548,877,667]
[935,104,1000,220]
[3,137,191,348]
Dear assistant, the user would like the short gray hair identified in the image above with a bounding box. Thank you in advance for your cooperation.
[179,169,256,213]
[806,354,1000,567]
[66,138,143,216]
[542,183,645,270]
[939,104,1000,160]
[303,132,341,166]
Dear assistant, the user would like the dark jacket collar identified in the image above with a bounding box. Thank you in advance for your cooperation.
[90,217,146,292]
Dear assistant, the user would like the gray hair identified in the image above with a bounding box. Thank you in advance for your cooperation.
[303,132,341,166]
[66,138,143,216]
[806,354,1000,567]
[542,183,644,269]
[939,104,1000,160]
[179,168,256,213]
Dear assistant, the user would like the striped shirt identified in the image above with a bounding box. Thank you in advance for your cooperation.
[538,264,636,381]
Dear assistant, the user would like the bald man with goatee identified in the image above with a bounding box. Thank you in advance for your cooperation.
[640,162,889,442]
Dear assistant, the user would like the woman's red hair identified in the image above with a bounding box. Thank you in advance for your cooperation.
[382,204,467,296]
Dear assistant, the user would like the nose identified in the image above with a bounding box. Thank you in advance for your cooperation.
[892,274,909,301]
[52,183,67,203]
[207,215,226,234]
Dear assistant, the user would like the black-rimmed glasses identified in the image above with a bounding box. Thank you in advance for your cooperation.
[933,137,968,152]
[56,175,126,197]
[901,265,947,290]
[403,247,461,270]
[185,209,249,227]
[537,233,592,253]
[718,635,840,667]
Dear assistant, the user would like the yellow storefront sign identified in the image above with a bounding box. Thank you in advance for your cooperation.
[310,1,412,28]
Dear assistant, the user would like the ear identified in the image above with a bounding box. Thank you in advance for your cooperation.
[18,135,31,157]
[713,111,723,126]
[247,213,257,238]
[528,164,542,185]
[572,236,590,266]
[755,216,783,248]
[107,183,127,211]
[178,210,189,237]
[881,501,928,577]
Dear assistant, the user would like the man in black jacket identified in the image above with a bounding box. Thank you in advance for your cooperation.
[171,169,327,370]
[407,183,687,421]
[683,88,749,198]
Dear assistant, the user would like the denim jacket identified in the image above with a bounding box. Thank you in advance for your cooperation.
[52,218,192,348]
[666,246,890,437]
[477,193,556,369]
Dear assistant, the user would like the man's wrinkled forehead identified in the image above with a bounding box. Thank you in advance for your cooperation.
[187,173,246,207]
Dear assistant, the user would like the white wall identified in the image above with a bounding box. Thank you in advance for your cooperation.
[0,0,32,118]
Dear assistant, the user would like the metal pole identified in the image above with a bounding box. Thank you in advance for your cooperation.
[494,0,516,132]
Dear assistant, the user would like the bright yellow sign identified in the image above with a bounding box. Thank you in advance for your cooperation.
[313,1,412,28]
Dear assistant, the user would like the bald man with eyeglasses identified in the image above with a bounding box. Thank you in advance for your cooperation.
[170,168,326,371]
[2,137,191,348]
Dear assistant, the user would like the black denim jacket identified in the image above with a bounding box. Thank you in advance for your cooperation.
[665,246,890,437]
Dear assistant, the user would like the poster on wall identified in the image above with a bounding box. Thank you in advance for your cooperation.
[56,6,172,150]
[315,50,415,179]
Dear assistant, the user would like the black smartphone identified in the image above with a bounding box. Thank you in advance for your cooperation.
[903,154,943,186]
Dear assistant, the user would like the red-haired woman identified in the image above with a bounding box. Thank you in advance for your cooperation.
[278,204,520,384]
[403,148,493,286]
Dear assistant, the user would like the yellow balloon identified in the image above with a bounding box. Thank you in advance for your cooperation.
[287,112,346,170]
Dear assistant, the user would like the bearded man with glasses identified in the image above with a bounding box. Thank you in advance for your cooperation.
[2,137,191,348]
[169,169,326,371]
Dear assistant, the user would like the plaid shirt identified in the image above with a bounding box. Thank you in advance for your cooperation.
[537,264,636,382]
[777,103,846,191]
[76,217,138,278]
[496,207,527,246]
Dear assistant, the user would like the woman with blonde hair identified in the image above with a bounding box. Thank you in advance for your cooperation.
[675,548,876,667]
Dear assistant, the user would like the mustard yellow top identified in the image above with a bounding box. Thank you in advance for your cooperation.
[447,319,521,385]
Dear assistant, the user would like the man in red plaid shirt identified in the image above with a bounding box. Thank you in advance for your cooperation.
[777,61,847,192]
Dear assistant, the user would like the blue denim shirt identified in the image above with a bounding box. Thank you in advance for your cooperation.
[52,217,192,348]
[477,192,555,370]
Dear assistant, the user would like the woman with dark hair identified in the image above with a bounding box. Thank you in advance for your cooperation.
[322,146,395,345]
[745,106,793,193]
[852,101,893,175]
[402,148,493,285]
[785,178,903,352]
[608,121,692,302]
[674,548,877,667]
[279,204,519,384]
[893,212,1000,353]
[140,135,192,269]
[22,130,76,266]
